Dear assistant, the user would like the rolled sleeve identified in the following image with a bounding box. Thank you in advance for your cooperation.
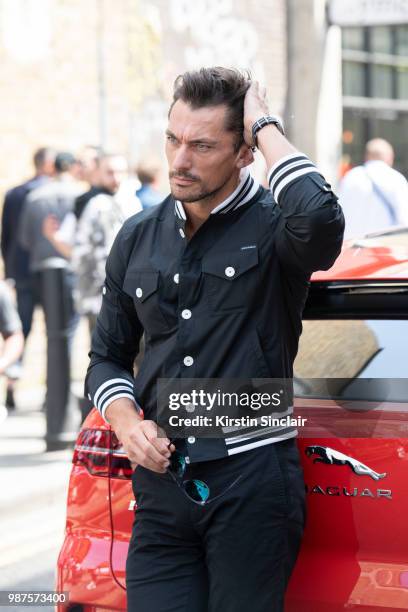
[268,153,345,274]
[85,226,144,421]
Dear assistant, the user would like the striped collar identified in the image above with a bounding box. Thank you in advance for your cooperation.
[174,168,260,222]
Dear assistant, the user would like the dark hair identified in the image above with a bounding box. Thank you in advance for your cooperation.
[170,67,251,151]
[55,152,76,173]
[136,161,160,185]
[33,147,56,171]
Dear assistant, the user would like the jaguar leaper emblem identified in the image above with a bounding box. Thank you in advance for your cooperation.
[305,445,387,481]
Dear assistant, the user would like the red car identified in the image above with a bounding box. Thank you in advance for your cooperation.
[57,228,408,611]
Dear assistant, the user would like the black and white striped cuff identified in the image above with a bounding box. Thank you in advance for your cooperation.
[226,428,298,455]
[93,378,136,421]
[267,153,318,203]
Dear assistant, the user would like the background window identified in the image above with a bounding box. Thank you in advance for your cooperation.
[396,26,408,56]
[370,26,393,54]
[343,61,366,97]
[342,27,365,51]
[370,64,393,98]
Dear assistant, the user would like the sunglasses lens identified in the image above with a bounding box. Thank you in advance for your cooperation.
[169,451,186,479]
[184,479,210,503]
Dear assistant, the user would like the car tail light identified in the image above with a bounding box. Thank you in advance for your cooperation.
[73,429,133,479]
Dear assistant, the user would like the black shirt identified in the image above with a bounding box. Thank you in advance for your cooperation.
[74,185,109,219]
[1,175,48,282]
[85,153,345,462]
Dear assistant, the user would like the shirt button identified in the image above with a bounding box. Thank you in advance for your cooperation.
[188,436,196,444]
[185,403,195,413]
[102,286,106,295]
[181,309,192,320]
[185,456,190,464]
[183,356,194,367]
[225,266,235,277]
[135,288,143,298]
[173,273,179,284]
[179,228,185,238]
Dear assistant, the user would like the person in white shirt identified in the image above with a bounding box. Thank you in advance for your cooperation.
[43,154,142,329]
[338,138,408,240]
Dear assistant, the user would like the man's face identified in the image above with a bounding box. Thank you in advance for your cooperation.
[99,156,128,194]
[166,100,245,203]
[76,148,100,183]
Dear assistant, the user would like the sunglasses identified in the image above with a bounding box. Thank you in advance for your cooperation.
[167,449,242,506]
[167,450,210,505]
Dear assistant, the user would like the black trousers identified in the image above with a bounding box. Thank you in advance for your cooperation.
[126,438,306,612]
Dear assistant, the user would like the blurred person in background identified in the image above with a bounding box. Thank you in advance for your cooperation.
[45,153,141,329]
[135,159,164,209]
[339,138,408,239]
[0,281,24,419]
[74,144,104,219]
[0,146,56,409]
[19,152,82,449]
[42,145,105,255]
[44,153,141,422]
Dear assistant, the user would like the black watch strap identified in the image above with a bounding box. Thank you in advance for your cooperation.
[252,116,285,148]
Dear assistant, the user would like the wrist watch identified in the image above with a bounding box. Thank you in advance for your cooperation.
[251,115,285,149]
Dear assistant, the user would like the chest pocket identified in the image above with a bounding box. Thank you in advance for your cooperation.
[202,247,259,314]
[123,269,169,337]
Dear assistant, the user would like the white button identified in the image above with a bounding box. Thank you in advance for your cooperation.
[188,436,196,444]
[185,403,195,413]
[185,456,190,464]
[181,309,192,319]
[136,288,143,298]
[179,228,185,238]
[183,356,194,367]
[173,273,179,284]
[225,266,235,277]
[102,286,106,295]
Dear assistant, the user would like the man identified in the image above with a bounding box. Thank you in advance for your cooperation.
[1,147,55,409]
[44,154,141,422]
[19,151,82,450]
[74,145,104,219]
[85,68,344,611]
[339,138,408,239]
[44,153,141,330]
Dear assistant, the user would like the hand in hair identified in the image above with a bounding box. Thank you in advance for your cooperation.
[243,81,270,147]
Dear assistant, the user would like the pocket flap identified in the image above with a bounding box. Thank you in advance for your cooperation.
[123,270,159,302]
[202,248,258,280]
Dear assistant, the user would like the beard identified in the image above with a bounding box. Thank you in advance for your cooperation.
[169,173,232,204]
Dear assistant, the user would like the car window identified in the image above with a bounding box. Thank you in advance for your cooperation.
[294,320,408,402]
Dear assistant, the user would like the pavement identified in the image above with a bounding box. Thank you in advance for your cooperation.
[0,309,90,520]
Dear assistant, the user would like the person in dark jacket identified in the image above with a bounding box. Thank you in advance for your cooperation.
[85,68,345,611]
[1,147,55,408]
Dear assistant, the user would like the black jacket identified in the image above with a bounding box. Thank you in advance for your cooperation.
[1,175,48,282]
[85,153,345,462]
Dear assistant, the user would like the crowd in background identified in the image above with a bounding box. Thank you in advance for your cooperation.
[0,145,163,424]
[0,136,407,430]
